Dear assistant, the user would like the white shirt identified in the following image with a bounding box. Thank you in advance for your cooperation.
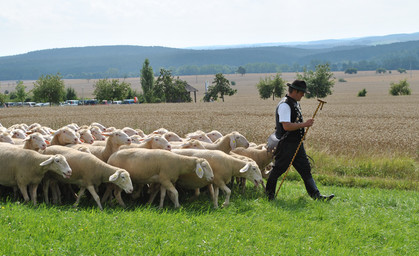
[277,102,291,123]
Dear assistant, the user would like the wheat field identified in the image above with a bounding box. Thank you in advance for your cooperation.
[1,71,418,159]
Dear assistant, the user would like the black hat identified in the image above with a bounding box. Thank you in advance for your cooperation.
[287,80,309,93]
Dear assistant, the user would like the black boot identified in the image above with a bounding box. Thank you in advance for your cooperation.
[304,177,334,201]
[265,177,277,201]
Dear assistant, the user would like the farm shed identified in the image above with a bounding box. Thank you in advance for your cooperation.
[185,83,198,103]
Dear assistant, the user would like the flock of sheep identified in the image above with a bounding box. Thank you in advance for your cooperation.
[0,122,274,210]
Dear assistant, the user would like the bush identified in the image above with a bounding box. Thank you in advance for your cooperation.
[397,68,407,74]
[389,79,411,96]
[358,88,367,97]
[376,68,387,74]
[344,68,357,74]
[338,78,347,82]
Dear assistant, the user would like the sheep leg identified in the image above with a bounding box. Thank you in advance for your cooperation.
[207,184,215,205]
[213,186,219,209]
[131,184,144,199]
[17,183,30,203]
[101,184,113,204]
[159,186,167,209]
[43,179,50,204]
[86,185,103,211]
[29,184,39,205]
[147,183,160,205]
[73,187,86,208]
[219,184,232,208]
[113,187,126,208]
[52,182,62,205]
[164,183,179,208]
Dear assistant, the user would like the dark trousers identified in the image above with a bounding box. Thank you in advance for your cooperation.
[266,140,319,197]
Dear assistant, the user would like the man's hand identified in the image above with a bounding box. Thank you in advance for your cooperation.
[282,118,314,131]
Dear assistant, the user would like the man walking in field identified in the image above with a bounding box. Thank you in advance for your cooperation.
[266,80,334,201]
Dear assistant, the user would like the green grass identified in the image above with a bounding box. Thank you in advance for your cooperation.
[1,182,418,255]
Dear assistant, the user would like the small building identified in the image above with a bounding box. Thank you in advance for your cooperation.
[185,83,198,103]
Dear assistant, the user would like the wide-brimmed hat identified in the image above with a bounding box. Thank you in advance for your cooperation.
[287,80,309,93]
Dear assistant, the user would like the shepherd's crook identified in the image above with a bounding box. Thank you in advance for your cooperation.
[274,99,327,198]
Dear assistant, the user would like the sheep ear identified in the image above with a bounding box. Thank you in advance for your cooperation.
[195,162,204,178]
[109,170,121,182]
[239,163,251,173]
[40,156,55,166]
[230,136,237,150]
[102,132,111,137]
[24,136,30,141]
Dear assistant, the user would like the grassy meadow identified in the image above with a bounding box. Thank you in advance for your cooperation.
[0,71,418,255]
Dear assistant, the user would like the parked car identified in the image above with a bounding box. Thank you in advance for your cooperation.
[65,100,80,106]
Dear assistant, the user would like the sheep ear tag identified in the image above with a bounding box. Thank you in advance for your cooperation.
[230,137,237,150]
[196,163,204,178]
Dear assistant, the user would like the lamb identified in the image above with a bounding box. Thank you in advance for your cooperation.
[0,144,72,205]
[199,131,250,153]
[42,145,133,210]
[107,148,214,208]
[70,129,132,162]
[50,127,82,145]
[173,149,263,208]
[130,135,143,144]
[206,130,223,142]
[120,134,171,151]
[10,129,27,139]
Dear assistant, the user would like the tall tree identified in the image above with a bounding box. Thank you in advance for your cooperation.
[204,73,237,102]
[140,59,155,103]
[237,66,246,76]
[297,63,335,99]
[32,73,66,105]
[15,81,27,104]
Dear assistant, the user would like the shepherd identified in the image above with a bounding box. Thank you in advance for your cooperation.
[265,80,334,201]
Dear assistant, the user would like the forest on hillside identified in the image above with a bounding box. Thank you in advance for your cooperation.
[0,40,418,80]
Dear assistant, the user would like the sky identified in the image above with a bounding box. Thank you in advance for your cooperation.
[1,0,418,57]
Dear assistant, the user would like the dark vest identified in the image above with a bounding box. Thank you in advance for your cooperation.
[275,95,304,142]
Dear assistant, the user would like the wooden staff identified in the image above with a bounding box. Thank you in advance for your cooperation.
[274,99,327,198]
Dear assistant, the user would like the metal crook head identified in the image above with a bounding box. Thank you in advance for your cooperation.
[317,99,327,110]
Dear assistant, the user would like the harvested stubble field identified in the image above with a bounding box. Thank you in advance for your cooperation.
[1,71,418,159]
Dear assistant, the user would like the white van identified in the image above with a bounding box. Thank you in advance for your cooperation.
[65,100,79,106]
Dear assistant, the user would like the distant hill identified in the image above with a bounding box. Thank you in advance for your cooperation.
[0,33,418,80]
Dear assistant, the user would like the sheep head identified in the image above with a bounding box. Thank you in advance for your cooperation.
[196,159,214,182]
[239,162,263,187]
[40,154,72,179]
[109,169,133,194]
[229,132,250,150]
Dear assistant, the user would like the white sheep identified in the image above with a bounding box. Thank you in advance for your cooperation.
[163,131,183,142]
[130,135,143,144]
[186,130,213,143]
[90,122,106,132]
[90,126,106,141]
[206,130,223,142]
[231,146,273,180]
[171,139,206,149]
[135,129,146,138]
[78,128,95,144]
[107,148,214,208]
[199,131,250,153]
[120,134,171,151]
[0,144,72,205]
[0,132,14,144]
[10,129,27,139]
[70,129,131,162]
[50,127,82,145]
[42,145,133,210]
[122,127,138,137]
[173,149,263,208]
